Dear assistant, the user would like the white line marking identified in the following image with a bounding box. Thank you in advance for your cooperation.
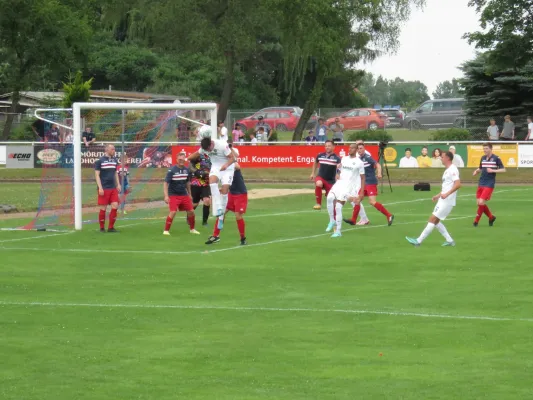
[0,300,531,323]
[0,231,73,244]
[0,216,472,255]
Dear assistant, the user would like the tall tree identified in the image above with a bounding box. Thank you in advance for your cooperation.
[0,0,90,139]
[433,78,463,99]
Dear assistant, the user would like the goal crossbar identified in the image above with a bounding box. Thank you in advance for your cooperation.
[72,102,218,230]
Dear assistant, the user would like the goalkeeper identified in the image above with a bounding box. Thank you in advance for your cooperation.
[189,152,212,225]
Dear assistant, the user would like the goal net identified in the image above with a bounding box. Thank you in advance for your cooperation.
[12,103,217,231]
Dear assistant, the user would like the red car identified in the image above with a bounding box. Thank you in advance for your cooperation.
[237,108,312,131]
[325,108,388,130]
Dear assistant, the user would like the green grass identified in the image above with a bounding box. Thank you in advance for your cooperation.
[1,186,533,399]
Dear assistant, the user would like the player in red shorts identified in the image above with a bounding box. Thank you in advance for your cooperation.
[206,148,247,246]
[310,140,341,210]
[472,142,506,227]
[95,145,121,232]
[163,150,199,235]
[344,143,394,226]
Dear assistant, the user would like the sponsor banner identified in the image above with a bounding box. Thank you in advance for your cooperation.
[382,144,468,168]
[467,144,518,168]
[33,144,173,168]
[171,144,379,168]
[518,144,533,168]
[0,145,5,165]
[6,146,34,169]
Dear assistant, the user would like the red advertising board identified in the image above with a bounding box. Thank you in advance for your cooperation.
[172,144,379,168]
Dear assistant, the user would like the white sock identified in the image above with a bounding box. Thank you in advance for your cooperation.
[335,202,344,232]
[436,222,453,242]
[220,194,229,219]
[327,193,335,223]
[209,183,221,215]
[358,203,368,220]
[417,222,435,244]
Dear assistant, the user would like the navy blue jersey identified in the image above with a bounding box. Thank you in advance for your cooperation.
[230,169,247,195]
[360,154,378,185]
[316,152,341,184]
[95,156,118,189]
[165,165,191,196]
[479,154,504,188]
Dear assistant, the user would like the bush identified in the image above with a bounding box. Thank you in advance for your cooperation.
[346,129,393,143]
[429,128,471,141]
[9,120,36,141]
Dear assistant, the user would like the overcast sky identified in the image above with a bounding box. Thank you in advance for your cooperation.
[364,0,481,98]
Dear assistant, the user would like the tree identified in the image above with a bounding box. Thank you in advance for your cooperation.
[433,78,463,99]
[62,71,93,107]
[0,0,90,139]
[357,73,429,108]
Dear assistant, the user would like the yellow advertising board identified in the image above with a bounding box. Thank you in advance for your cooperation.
[467,144,518,168]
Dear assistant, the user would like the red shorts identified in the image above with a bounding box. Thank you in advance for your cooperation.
[315,176,333,194]
[476,186,494,201]
[364,184,378,197]
[227,193,248,214]
[168,195,193,212]
[98,189,119,205]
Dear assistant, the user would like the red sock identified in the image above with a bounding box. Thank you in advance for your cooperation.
[315,187,322,205]
[165,216,173,231]
[213,218,221,236]
[99,210,106,229]
[374,202,391,218]
[108,208,117,229]
[474,205,485,223]
[237,218,246,239]
[483,205,493,219]
[187,214,195,230]
[351,205,361,222]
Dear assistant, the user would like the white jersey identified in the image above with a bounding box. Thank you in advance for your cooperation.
[440,164,460,206]
[338,155,365,189]
[199,139,232,167]
[219,126,228,142]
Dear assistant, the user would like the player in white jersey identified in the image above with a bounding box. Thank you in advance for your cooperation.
[406,151,461,247]
[326,143,365,238]
[353,140,371,225]
[188,137,235,230]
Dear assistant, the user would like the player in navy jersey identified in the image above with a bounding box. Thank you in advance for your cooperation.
[344,143,394,226]
[95,144,121,232]
[163,150,199,235]
[310,140,341,210]
[206,148,248,246]
[472,143,506,226]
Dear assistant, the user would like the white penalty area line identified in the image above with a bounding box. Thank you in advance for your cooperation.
[0,231,74,244]
[0,300,531,323]
[0,216,472,256]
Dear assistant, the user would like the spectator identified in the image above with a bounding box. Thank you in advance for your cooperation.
[232,124,245,143]
[487,118,499,141]
[305,130,318,145]
[218,120,228,142]
[63,130,73,144]
[330,117,344,143]
[399,148,419,168]
[82,127,96,148]
[256,127,266,144]
[449,145,465,168]
[431,148,443,168]
[315,118,328,142]
[416,146,432,168]
[32,119,45,141]
[249,132,258,145]
[500,115,515,141]
[44,124,60,143]
[526,116,533,140]
[176,120,189,142]
[255,116,271,136]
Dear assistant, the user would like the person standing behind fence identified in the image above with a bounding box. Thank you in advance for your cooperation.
[330,118,344,143]
[232,124,244,143]
[176,120,189,142]
[500,115,515,141]
[487,119,499,141]
[316,118,328,142]
[525,116,533,140]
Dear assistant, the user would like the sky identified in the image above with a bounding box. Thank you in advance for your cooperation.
[365,0,481,98]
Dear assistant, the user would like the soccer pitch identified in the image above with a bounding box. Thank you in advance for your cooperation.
[1,186,532,399]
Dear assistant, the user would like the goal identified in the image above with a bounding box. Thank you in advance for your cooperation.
[17,102,217,231]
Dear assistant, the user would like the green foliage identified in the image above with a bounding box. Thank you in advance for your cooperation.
[358,73,430,107]
[347,130,393,143]
[428,128,471,141]
[268,130,279,142]
[9,120,36,141]
[62,71,93,108]
[433,79,463,99]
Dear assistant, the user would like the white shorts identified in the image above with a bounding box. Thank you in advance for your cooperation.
[329,182,360,203]
[432,199,454,220]
[210,165,235,186]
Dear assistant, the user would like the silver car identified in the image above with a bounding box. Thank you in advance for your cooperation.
[403,98,465,130]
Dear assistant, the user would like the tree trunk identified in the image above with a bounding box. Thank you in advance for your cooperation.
[1,89,21,140]
[292,67,326,141]
[218,51,235,123]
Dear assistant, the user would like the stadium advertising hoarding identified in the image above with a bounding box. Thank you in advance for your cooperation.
[0,145,6,165]
[171,144,380,168]
[381,144,468,168]
[466,144,518,168]
[6,146,34,169]
[518,144,533,168]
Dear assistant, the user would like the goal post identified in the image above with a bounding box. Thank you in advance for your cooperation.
[72,102,218,230]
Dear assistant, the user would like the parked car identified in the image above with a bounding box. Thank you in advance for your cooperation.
[403,98,465,130]
[236,108,317,131]
[325,108,388,130]
[376,107,404,128]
